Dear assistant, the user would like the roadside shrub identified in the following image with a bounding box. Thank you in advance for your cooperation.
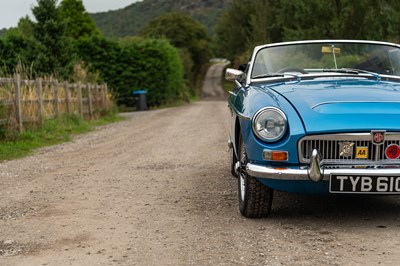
[78,36,186,107]
[125,38,186,106]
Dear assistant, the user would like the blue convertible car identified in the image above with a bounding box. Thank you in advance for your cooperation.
[226,40,400,218]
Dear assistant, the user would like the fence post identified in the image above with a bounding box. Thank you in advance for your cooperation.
[86,83,93,119]
[99,84,104,111]
[14,74,23,133]
[54,80,59,118]
[64,81,70,114]
[104,83,109,111]
[77,82,83,118]
[36,78,44,128]
[94,84,99,111]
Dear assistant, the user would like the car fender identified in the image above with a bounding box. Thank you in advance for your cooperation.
[230,85,306,164]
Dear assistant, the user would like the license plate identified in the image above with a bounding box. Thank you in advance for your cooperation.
[330,175,400,194]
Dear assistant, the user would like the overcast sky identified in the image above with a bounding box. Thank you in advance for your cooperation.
[0,0,142,29]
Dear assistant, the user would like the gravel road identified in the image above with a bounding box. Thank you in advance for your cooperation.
[2,63,400,265]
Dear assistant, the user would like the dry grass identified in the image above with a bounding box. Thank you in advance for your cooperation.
[0,62,114,139]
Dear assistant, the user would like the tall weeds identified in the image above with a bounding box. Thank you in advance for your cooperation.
[0,62,114,141]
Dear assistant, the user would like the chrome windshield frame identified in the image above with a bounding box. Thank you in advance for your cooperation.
[246,40,400,86]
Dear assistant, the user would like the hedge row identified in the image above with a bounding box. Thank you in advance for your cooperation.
[78,36,186,107]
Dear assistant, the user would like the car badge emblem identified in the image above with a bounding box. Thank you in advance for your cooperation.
[371,130,386,145]
[339,142,354,157]
[385,144,400,159]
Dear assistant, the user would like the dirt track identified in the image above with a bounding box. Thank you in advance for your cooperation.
[2,63,400,265]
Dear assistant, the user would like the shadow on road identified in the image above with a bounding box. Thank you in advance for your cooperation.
[272,191,400,223]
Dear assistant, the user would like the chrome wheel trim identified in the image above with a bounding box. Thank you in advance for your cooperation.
[240,172,246,201]
[239,138,247,202]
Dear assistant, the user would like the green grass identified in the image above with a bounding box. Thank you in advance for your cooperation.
[0,113,124,162]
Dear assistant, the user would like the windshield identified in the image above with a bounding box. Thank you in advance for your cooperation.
[251,42,400,78]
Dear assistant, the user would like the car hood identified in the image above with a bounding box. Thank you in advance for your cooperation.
[265,79,400,134]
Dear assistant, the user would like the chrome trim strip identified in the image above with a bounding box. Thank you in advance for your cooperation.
[308,149,322,182]
[246,163,310,180]
[228,91,237,97]
[247,163,400,181]
[249,73,400,86]
[235,112,251,121]
[312,101,400,109]
[252,107,287,142]
[254,40,400,52]
[299,132,400,141]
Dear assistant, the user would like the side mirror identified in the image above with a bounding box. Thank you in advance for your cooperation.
[225,68,244,82]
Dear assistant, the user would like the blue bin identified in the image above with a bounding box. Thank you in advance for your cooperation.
[132,90,148,111]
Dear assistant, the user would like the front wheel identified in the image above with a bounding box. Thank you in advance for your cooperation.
[237,134,273,218]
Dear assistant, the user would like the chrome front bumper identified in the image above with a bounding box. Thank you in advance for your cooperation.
[247,149,400,182]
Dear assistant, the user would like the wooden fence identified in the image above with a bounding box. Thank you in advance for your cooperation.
[0,74,111,133]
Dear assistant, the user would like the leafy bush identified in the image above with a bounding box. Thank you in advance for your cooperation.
[78,36,186,107]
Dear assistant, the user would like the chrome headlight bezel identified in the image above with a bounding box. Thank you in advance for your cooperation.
[252,107,288,142]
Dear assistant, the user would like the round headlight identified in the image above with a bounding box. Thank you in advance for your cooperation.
[252,107,287,142]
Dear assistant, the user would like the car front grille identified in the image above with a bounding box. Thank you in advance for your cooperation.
[298,133,400,164]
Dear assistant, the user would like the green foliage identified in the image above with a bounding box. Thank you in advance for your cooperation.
[277,0,334,41]
[214,0,400,61]
[126,38,186,106]
[214,0,255,60]
[59,0,101,40]
[90,0,229,37]
[140,12,210,96]
[141,12,210,70]
[77,36,185,107]
[333,0,400,42]
[0,28,37,73]
[0,0,101,78]
[31,0,76,79]
[15,16,34,39]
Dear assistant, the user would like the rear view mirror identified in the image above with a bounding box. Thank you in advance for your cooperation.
[322,46,341,54]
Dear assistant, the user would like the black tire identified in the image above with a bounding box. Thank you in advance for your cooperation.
[237,133,273,218]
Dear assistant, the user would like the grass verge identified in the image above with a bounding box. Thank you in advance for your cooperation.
[0,113,124,162]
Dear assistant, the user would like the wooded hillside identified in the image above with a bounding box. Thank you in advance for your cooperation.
[90,0,231,36]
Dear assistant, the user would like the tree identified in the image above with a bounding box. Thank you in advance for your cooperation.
[214,0,400,62]
[0,33,37,73]
[16,16,35,39]
[277,0,334,41]
[59,0,101,40]
[31,0,75,78]
[333,0,400,41]
[0,17,38,74]
[214,0,256,60]
[140,12,211,91]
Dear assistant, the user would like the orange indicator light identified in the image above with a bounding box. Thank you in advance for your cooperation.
[271,151,288,161]
[263,150,288,161]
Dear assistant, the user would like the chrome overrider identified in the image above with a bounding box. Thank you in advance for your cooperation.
[246,149,400,182]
